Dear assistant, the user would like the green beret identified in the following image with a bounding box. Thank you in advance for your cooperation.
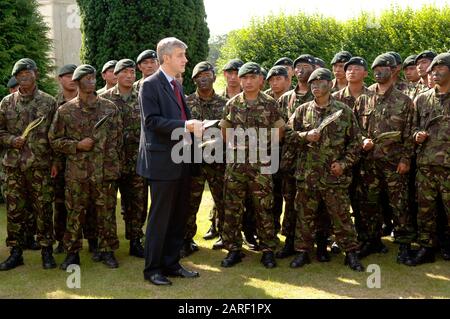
[386,51,402,65]
[238,62,261,77]
[58,64,77,77]
[101,60,117,73]
[222,59,244,71]
[192,61,215,78]
[136,50,157,64]
[371,53,396,69]
[7,76,18,89]
[72,64,96,81]
[330,51,352,65]
[314,57,326,68]
[266,66,288,80]
[403,55,417,69]
[293,54,315,67]
[307,68,333,83]
[414,50,437,64]
[11,58,37,76]
[260,67,268,79]
[426,53,450,73]
[344,57,368,71]
[114,59,136,75]
[274,57,293,67]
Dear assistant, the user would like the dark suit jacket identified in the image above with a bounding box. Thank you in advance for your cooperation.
[136,70,192,180]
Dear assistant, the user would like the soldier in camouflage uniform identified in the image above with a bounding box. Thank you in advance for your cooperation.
[182,61,227,256]
[49,65,122,270]
[133,50,159,93]
[273,57,294,90]
[287,68,364,271]
[411,51,437,100]
[277,54,315,259]
[100,59,147,259]
[97,60,118,95]
[406,53,450,266]
[401,55,421,99]
[219,62,285,269]
[387,51,409,93]
[0,58,57,271]
[331,51,352,93]
[354,54,415,263]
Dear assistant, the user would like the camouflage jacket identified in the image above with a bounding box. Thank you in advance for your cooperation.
[186,90,227,121]
[287,97,361,188]
[413,88,450,168]
[0,88,57,171]
[55,91,76,107]
[332,85,371,110]
[100,85,139,175]
[48,96,123,182]
[133,78,144,94]
[331,78,347,94]
[220,87,242,100]
[278,86,314,122]
[409,80,430,101]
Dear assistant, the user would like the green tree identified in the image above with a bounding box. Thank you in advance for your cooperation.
[0,0,56,98]
[77,0,210,93]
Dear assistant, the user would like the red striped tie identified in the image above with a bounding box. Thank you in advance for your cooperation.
[171,80,187,120]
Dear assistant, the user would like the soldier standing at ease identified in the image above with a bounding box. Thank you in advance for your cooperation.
[100,59,147,259]
[97,60,118,95]
[0,58,57,270]
[49,65,122,270]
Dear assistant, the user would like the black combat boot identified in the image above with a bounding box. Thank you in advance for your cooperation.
[243,231,259,251]
[101,251,119,268]
[261,251,277,268]
[203,223,218,240]
[129,239,145,258]
[330,241,342,254]
[54,241,64,254]
[221,251,242,268]
[41,246,57,269]
[397,243,412,264]
[60,252,80,270]
[405,247,435,266]
[316,236,331,262]
[290,251,311,268]
[0,247,24,271]
[25,234,41,250]
[345,251,364,272]
[212,236,224,250]
[275,236,295,259]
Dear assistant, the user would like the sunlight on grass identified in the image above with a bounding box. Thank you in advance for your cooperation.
[336,277,361,286]
[190,263,222,273]
[425,273,450,282]
[46,290,110,299]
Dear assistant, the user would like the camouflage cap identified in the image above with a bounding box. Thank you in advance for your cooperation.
[402,55,417,69]
[371,53,397,69]
[293,54,316,67]
[330,51,352,65]
[266,66,288,80]
[387,51,402,65]
[192,61,215,78]
[344,57,368,71]
[307,68,333,83]
[58,64,77,77]
[426,53,450,73]
[223,58,244,71]
[414,50,437,64]
[274,57,294,67]
[238,62,261,77]
[136,50,157,64]
[101,60,117,73]
[314,57,326,68]
[72,64,96,81]
[11,58,37,76]
[7,76,18,88]
[114,59,136,75]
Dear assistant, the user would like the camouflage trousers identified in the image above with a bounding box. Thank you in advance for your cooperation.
[416,166,450,248]
[272,171,284,235]
[222,164,278,251]
[64,179,119,253]
[4,167,54,248]
[359,160,415,243]
[280,173,297,237]
[294,183,359,253]
[185,163,225,240]
[118,172,148,240]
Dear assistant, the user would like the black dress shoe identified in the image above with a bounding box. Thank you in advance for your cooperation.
[164,266,199,278]
[129,239,145,258]
[41,246,57,269]
[275,237,295,259]
[101,252,119,268]
[54,241,64,254]
[290,252,311,268]
[261,251,277,268]
[221,251,242,268]
[345,251,364,272]
[0,247,24,271]
[60,253,80,270]
[405,247,435,266]
[203,224,219,240]
[146,273,172,286]
[212,236,224,250]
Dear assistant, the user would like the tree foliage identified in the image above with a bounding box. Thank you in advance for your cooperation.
[77,0,210,93]
[0,0,56,98]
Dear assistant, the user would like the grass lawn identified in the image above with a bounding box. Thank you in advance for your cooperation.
[0,188,449,299]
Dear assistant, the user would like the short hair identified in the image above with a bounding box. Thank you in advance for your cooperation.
[157,37,188,64]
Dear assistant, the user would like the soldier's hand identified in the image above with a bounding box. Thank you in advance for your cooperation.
[306,129,320,143]
[415,131,428,144]
[330,162,344,177]
[76,138,95,152]
[396,162,410,175]
[362,138,374,151]
[12,136,26,149]
[186,119,204,137]
[51,164,58,178]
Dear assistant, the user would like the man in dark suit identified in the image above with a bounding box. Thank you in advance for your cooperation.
[137,37,202,286]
